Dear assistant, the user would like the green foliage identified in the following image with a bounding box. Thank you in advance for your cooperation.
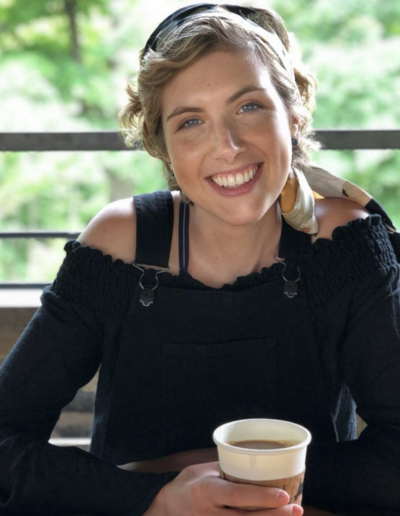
[0,0,399,283]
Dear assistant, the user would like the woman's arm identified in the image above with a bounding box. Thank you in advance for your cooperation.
[0,287,178,515]
[304,263,400,515]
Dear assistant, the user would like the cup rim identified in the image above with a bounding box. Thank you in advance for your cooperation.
[213,418,312,456]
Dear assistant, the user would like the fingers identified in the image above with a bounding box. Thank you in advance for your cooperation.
[252,505,303,516]
[214,477,290,509]
[255,505,303,516]
[211,477,304,515]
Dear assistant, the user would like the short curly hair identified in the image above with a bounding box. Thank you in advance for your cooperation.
[120,6,319,200]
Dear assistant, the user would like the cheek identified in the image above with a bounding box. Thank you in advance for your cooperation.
[169,155,194,187]
[165,128,201,158]
[271,124,292,162]
[169,139,206,177]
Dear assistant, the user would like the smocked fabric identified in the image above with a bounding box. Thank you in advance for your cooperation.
[53,215,395,314]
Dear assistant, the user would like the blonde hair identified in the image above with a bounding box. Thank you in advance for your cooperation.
[120,6,319,198]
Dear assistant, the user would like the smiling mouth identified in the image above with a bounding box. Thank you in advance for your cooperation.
[210,164,260,189]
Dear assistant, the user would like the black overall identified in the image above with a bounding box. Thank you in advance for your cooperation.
[91,191,335,464]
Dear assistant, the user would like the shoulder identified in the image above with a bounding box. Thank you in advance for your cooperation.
[312,198,370,242]
[302,200,396,307]
[78,197,137,263]
[77,191,181,264]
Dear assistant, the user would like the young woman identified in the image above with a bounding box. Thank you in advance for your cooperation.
[1,4,399,515]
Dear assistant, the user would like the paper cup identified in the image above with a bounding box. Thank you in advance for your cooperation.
[213,419,311,506]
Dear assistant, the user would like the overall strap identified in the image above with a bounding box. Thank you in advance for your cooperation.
[134,191,174,268]
[278,216,311,262]
[179,200,190,273]
[277,217,311,299]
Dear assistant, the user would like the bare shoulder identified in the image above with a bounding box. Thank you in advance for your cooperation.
[313,198,370,242]
[78,197,136,263]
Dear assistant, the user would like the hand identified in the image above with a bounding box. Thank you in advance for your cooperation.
[144,461,303,516]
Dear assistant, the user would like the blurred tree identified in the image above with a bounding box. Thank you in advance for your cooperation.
[0,0,167,281]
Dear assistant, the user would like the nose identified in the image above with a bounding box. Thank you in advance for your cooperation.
[210,119,245,162]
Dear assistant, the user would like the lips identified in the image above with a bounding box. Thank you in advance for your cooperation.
[210,164,260,189]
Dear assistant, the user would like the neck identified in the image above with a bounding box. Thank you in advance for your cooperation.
[188,203,282,287]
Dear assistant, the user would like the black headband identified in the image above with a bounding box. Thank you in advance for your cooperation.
[143,4,259,58]
[141,3,293,77]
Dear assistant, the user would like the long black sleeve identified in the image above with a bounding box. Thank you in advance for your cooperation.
[0,288,177,515]
[304,264,400,515]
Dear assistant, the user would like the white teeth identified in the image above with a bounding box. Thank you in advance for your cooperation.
[236,172,244,185]
[211,165,259,188]
[227,175,236,187]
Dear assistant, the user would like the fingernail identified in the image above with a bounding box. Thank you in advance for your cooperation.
[279,490,290,504]
[292,505,303,516]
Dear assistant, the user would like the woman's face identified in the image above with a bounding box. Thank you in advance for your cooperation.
[161,49,298,228]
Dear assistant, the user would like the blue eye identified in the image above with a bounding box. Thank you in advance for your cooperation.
[239,103,260,113]
[180,118,201,129]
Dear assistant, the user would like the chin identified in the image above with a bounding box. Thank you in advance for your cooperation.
[220,207,273,227]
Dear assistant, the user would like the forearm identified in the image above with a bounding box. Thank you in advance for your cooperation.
[118,447,218,473]
[303,435,400,515]
[0,432,178,515]
[0,289,178,515]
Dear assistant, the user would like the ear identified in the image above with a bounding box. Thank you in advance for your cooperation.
[291,116,300,139]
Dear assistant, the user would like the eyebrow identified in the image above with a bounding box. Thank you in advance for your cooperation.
[227,86,265,104]
[165,85,265,122]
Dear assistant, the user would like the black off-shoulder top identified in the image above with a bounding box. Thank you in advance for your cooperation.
[1,194,400,516]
